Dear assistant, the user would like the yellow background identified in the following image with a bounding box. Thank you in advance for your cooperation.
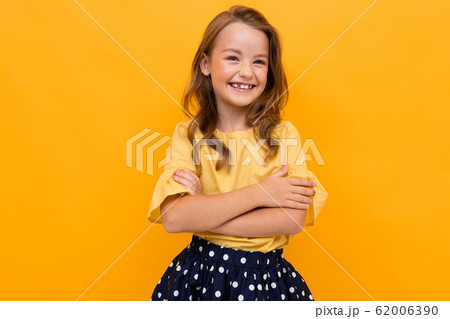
[1,0,449,301]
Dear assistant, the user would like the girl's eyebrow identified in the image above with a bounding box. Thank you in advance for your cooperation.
[222,48,268,59]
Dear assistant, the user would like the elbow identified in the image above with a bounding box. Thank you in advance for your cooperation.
[161,209,183,233]
[289,222,305,235]
[287,209,306,235]
[160,204,184,233]
[160,195,185,233]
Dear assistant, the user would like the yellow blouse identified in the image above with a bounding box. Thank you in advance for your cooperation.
[148,119,328,253]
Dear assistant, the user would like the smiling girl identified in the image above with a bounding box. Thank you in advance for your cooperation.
[148,5,328,301]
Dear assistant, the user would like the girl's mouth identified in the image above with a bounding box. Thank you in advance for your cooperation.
[229,83,255,93]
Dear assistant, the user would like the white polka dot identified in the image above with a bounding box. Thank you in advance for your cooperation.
[211,277,214,284]
[169,262,173,267]
[185,283,188,288]
[263,274,267,280]
[176,265,181,271]
[240,257,246,264]
[244,271,247,278]
[309,294,313,300]
[202,287,206,294]
[193,262,197,266]
[253,273,257,280]
[194,274,198,280]
[283,268,286,273]
[257,284,262,291]
[210,265,214,271]
[255,297,258,301]
[265,284,269,290]
[292,272,296,278]
[223,254,229,260]
[257,259,259,264]
[215,291,221,298]
[200,264,203,270]
[183,269,188,275]
[289,287,295,293]
[238,294,244,301]
[301,278,305,282]
[296,294,299,298]
[249,284,255,291]
[167,275,170,279]
[232,281,238,288]
[226,270,229,274]
[267,259,270,265]
[277,271,281,277]
[158,279,161,284]
[219,266,224,273]
[209,251,215,257]
[158,292,161,298]
[173,290,179,297]
[271,282,277,289]
[199,246,203,252]
[281,294,285,300]
[189,295,192,301]
[301,290,305,296]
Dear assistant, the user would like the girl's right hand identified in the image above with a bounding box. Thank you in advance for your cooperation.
[257,163,315,209]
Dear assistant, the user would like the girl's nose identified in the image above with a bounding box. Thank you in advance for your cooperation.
[239,64,252,77]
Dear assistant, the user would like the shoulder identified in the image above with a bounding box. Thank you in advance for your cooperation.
[170,120,196,148]
[273,120,300,138]
[172,119,197,137]
[174,119,193,132]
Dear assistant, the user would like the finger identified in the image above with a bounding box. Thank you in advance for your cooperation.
[290,185,316,197]
[287,193,314,204]
[173,174,193,186]
[284,200,309,210]
[175,171,197,185]
[288,177,315,188]
[182,169,200,184]
[178,169,200,185]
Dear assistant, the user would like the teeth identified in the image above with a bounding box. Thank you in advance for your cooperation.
[231,83,253,89]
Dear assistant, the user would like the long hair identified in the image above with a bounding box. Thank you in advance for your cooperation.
[181,5,289,177]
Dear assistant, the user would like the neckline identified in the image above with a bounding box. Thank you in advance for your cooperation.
[214,126,253,135]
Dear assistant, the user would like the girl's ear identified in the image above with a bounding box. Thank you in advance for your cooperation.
[199,53,211,76]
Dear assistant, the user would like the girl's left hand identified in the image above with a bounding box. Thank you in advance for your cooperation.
[173,169,203,196]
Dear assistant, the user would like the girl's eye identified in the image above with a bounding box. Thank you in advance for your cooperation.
[254,60,266,65]
[227,56,238,61]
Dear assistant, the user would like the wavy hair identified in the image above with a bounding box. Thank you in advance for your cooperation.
[181,5,289,176]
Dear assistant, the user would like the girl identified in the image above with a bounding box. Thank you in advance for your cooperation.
[148,5,328,301]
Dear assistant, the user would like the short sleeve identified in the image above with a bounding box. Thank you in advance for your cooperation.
[282,121,328,227]
[147,121,197,224]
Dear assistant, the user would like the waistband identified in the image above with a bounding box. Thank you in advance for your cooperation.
[186,234,284,269]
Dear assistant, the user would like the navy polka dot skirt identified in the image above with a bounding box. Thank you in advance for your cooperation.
[150,234,315,301]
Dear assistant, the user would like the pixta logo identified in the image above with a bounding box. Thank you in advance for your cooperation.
[126,129,171,176]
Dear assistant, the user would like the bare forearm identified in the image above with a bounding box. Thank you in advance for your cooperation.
[163,184,262,233]
[207,207,307,237]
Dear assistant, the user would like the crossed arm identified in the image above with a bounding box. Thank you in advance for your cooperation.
[207,206,307,237]
[160,171,310,237]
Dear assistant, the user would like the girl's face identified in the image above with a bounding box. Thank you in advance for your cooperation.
[200,22,269,111]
